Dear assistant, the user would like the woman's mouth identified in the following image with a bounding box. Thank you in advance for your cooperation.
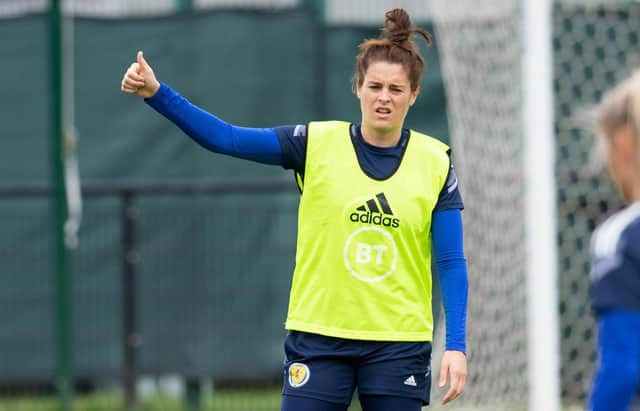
[375,107,391,117]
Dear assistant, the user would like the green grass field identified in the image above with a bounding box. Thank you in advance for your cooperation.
[0,389,279,411]
[0,389,363,411]
[0,389,585,411]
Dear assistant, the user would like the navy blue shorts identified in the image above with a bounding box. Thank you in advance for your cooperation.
[282,331,432,406]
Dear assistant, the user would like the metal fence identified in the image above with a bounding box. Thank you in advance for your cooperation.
[0,1,446,409]
[0,179,299,410]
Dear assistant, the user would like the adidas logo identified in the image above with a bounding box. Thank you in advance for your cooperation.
[403,375,417,387]
[349,193,400,228]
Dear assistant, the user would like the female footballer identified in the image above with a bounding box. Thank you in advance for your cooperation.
[121,8,468,411]
[589,69,640,411]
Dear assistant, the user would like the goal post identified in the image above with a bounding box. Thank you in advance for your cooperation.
[522,0,561,410]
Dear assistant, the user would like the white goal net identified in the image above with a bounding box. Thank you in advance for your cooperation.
[429,0,640,409]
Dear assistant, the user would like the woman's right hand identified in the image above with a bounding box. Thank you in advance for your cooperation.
[120,51,160,99]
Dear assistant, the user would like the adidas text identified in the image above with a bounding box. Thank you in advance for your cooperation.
[349,212,400,228]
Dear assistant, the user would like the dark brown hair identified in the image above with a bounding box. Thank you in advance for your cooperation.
[352,8,432,93]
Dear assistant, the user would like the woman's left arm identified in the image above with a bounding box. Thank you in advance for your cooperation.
[432,209,468,351]
[432,208,468,404]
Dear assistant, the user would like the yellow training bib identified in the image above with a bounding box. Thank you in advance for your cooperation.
[285,121,451,341]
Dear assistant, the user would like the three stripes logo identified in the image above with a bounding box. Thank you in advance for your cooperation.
[349,192,400,228]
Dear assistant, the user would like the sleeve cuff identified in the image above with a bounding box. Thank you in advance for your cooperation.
[144,82,172,108]
[445,343,466,354]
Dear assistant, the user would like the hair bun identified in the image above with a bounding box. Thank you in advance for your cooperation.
[383,8,412,44]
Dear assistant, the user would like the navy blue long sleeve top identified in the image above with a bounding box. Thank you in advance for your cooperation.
[588,202,640,410]
[146,82,468,353]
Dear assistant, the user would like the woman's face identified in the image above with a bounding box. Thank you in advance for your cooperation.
[600,125,638,202]
[357,61,419,141]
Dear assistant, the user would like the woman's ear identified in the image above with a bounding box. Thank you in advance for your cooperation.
[612,125,636,162]
[410,86,421,106]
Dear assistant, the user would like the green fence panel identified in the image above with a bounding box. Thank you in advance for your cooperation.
[0,9,450,382]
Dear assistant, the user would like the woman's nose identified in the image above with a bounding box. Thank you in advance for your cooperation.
[378,89,390,102]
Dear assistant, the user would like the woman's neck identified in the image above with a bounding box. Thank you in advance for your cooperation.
[628,183,640,203]
[360,124,402,148]
[622,165,640,203]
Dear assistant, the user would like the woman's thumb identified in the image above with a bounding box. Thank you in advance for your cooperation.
[136,50,149,72]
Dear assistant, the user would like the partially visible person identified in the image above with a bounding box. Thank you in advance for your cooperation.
[588,68,640,411]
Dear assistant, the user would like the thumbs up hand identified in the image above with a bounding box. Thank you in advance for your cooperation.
[120,51,160,98]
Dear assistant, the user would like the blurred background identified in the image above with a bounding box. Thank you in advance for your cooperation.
[0,0,638,410]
